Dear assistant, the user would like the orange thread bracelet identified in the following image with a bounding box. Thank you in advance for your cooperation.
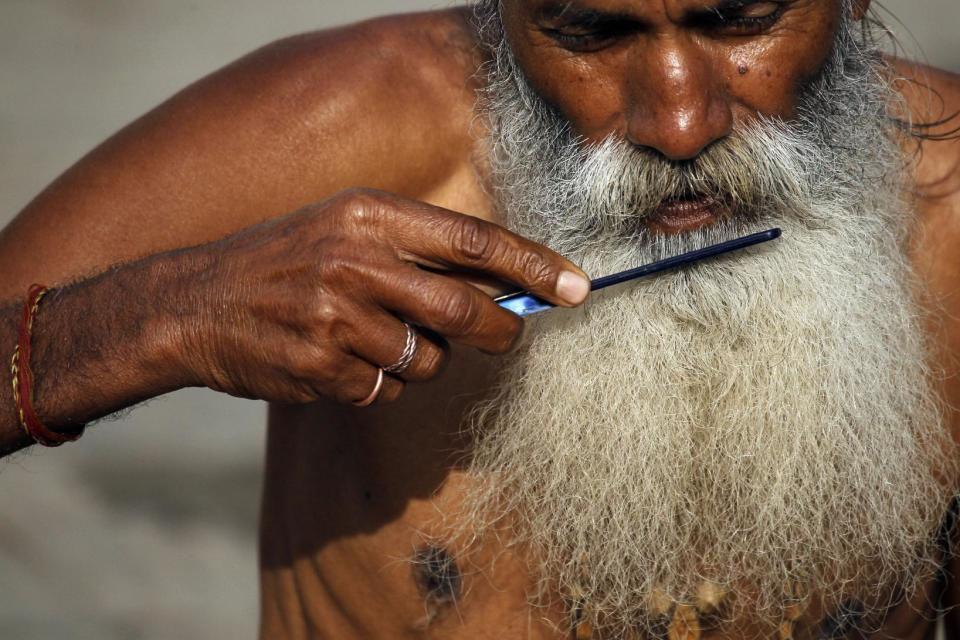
[10,284,85,447]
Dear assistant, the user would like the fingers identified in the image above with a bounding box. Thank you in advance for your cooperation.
[331,355,405,406]
[353,192,591,308]
[348,311,450,383]
[283,188,590,408]
[413,211,590,307]
[370,264,524,355]
[334,319,448,406]
[204,188,576,410]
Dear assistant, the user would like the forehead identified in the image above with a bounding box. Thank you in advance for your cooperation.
[497,0,844,143]
[502,0,841,60]
[511,0,830,21]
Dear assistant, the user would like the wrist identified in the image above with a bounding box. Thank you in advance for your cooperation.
[23,255,199,428]
[11,285,84,445]
[144,246,222,396]
[142,248,215,391]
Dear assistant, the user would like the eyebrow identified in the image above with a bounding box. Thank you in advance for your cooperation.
[700,0,783,17]
[535,0,780,23]
[534,2,638,24]
[711,0,778,10]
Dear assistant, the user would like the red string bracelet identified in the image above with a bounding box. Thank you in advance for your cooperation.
[10,284,85,447]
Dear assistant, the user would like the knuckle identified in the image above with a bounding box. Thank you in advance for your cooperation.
[314,251,369,291]
[295,348,342,384]
[412,343,447,380]
[433,291,483,336]
[283,344,312,372]
[312,298,340,324]
[306,300,346,338]
[453,216,499,265]
[515,251,555,290]
[316,359,345,386]
[336,188,387,228]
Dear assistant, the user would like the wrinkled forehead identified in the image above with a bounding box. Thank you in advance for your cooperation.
[490,0,850,72]
[494,0,848,43]
[502,0,846,17]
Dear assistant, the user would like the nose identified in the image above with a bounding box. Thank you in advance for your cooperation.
[624,35,733,161]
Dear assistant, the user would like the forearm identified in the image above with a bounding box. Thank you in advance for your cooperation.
[0,188,588,454]
[0,253,191,456]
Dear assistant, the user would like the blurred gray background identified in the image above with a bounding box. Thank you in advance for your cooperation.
[0,2,956,639]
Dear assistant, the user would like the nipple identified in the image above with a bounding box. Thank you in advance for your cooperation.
[412,545,462,612]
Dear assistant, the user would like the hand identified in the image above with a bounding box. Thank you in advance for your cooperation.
[171,188,590,406]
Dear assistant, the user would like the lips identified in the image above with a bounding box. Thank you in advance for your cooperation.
[646,195,726,234]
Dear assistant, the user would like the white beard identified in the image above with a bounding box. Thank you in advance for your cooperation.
[452,2,960,635]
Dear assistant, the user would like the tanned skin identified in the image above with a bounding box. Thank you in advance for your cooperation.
[0,1,958,638]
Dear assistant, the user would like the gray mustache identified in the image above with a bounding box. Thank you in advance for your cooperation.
[561,127,809,226]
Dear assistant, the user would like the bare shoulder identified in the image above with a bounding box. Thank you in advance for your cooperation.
[236,7,484,170]
[891,60,960,292]
[202,6,487,200]
[890,59,960,202]
[138,5,486,209]
[0,8,486,292]
[893,61,960,408]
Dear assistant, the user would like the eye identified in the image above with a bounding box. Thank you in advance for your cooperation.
[739,2,782,19]
[543,29,607,51]
[698,1,787,36]
[542,20,640,52]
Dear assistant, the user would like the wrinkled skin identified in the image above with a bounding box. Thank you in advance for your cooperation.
[177,188,587,407]
[501,0,847,153]
[1,1,960,638]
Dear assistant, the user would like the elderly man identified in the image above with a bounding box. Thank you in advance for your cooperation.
[2,0,960,637]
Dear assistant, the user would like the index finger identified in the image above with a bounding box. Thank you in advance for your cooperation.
[383,198,591,308]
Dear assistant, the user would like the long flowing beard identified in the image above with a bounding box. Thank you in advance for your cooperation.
[449,2,960,636]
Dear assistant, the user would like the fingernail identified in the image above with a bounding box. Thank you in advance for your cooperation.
[556,271,590,305]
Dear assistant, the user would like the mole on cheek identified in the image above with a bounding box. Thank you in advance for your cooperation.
[738,63,749,75]
[412,545,462,608]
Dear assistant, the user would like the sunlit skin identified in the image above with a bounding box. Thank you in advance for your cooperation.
[503,0,849,232]
[0,1,959,638]
[505,0,845,146]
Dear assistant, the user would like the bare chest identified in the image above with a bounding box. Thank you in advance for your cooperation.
[258,369,954,640]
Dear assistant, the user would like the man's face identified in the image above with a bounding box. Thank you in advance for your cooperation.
[501,0,844,156]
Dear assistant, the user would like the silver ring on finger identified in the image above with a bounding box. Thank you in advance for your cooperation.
[353,368,385,407]
[384,322,418,375]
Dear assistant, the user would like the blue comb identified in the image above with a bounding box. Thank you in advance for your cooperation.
[495,228,782,317]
